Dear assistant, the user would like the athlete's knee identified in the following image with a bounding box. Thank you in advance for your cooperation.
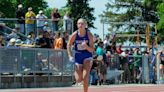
[76,78,83,83]
[83,76,89,83]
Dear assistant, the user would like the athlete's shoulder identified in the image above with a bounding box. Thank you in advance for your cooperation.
[69,31,77,41]
[71,31,77,37]
[87,30,93,37]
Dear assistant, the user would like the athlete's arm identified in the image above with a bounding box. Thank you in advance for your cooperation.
[86,31,94,53]
[67,32,76,57]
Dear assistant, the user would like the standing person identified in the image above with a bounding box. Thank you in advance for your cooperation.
[25,7,36,36]
[67,18,94,92]
[36,10,47,35]
[63,12,72,34]
[16,4,25,34]
[96,41,107,85]
[51,8,61,33]
[159,47,164,80]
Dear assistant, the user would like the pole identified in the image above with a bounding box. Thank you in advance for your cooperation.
[102,20,105,41]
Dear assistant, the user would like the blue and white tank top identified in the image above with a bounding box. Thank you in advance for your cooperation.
[75,30,90,53]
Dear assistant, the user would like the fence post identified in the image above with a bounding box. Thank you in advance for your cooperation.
[142,54,149,83]
[156,53,160,84]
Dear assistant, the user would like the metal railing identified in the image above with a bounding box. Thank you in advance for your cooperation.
[0,18,74,36]
[0,47,74,88]
[105,53,150,84]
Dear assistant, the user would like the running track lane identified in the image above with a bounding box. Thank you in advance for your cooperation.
[1,84,164,92]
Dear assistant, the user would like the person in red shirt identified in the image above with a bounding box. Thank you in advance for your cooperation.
[51,8,61,33]
[117,45,123,54]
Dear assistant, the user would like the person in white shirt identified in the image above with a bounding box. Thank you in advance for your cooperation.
[63,12,72,34]
[36,10,47,36]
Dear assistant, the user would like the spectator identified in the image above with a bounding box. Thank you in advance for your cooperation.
[62,31,68,49]
[16,4,25,34]
[43,22,49,32]
[120,50,131,83]
[0,34,5,47]
[35,52,44,71]
[103,34,110,48]
[35,32,46,48]
[7,28,19,40]
[90,59,99,85]
[47,29,54,42]
[116,45,123,54]
[159,47,164,80]
[36,10,47,36]
[7,38,17,47]
[133,48,142,83]
[53,31,63,49]
[51,8,61,33]
[25,7,36,36]
[43,31,53,48]
[63,12,72,34]
[96,41,107,85]
[25,31,35,45]
[128,48,134,82]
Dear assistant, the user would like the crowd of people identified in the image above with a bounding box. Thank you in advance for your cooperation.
[0,4,71,49]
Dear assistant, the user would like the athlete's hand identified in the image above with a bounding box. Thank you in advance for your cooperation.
[81,41,88,49]
[69,56,74,63]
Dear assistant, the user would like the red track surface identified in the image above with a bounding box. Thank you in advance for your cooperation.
[1,84,164,92]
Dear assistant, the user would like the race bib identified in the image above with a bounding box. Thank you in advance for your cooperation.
[77,44,85,50]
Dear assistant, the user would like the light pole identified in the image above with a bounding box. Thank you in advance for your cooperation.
[101,16,106,41]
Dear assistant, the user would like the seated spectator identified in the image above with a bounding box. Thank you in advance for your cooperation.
[43,31,53,48]
[7,38,17,47]
[62,31,68,49]
[0,34,5,47]
[43,22,49,32]
[25,31,35,45]
[53,31,63,49]
[7,28,19,40]
[35,32,46,48]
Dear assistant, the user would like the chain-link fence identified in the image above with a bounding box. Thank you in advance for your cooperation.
[0,47,74,88]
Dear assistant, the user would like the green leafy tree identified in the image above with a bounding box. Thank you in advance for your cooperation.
[101,0,144,43]
[157,2,164,43]
[65,0,96,30]
[22,0,48,14]
[0,0,16,18]
[0,0,48,18]
[101,0,163,44]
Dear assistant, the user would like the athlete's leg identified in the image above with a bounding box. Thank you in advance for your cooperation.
[75,64,83,83]
[160,64,163,80]
[83,59,92,92]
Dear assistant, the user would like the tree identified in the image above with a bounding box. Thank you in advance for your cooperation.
[100,0,144,43]
[157,2,164,44]
[101,0,163,44]
[0,0,16,18]
[65,0,96,30]
[0,0,48,18]
[22,0,48,14]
